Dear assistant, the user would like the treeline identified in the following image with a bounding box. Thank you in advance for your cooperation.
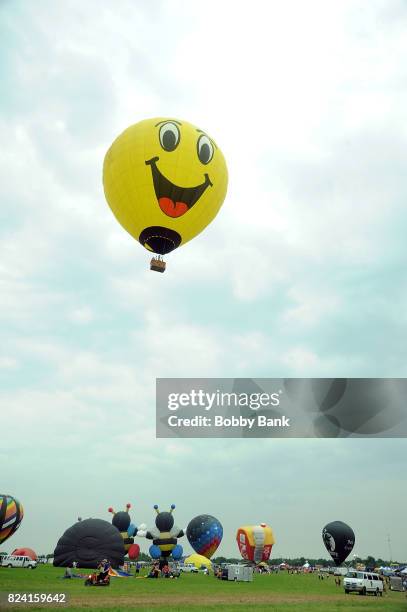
[212,555,405,567]
[16,553,405,567]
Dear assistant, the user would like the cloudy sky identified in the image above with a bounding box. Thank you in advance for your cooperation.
[1,0,407,561]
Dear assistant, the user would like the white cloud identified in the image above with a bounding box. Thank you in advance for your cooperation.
[1,0,406,560]
[69,306,94,324]
[283,285,341,328]
[0,356,18,369]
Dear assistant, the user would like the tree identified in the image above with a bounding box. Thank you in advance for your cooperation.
[365,556,376,568]
[212,556,228,564]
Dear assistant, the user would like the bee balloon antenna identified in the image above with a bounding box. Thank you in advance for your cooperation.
[170,504,176,513]
[108,507,115,515]
[154,505,160,514]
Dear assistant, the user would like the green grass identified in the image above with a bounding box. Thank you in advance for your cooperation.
[0,565,405,611]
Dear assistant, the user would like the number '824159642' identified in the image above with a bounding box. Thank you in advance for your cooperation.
[1,593,68,605]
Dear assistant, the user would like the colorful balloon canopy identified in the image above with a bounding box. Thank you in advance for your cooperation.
[186,514,223,559]
[322,521,355,566]
[103,117,228,261]
[0,495,24,546]
[236,523,275,563]
[53,518,124,568]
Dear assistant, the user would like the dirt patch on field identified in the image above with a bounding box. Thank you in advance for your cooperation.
[66,592,383,607]
[1,592,391,610]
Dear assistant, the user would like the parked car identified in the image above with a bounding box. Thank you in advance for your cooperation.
[1,555,37,569]
[344,571,383,596]
[179,563,198,573]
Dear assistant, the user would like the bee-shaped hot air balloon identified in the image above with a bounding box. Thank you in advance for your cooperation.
[137,504,184,564]
[108,503,138,558]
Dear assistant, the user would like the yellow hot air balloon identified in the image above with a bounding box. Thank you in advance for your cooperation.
[185,553,212,570]
[103,118,228,272]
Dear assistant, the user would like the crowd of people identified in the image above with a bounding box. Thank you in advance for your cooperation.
[147,563,181,579]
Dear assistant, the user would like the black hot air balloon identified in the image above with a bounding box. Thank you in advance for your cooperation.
[322,521,355,566]
[53,518,124,568]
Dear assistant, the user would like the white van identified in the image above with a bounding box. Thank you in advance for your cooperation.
[344,571,383,596]
[1,555,37,569]
[178,563,198,573]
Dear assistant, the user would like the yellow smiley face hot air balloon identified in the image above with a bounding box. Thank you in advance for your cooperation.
[103,118,228,272]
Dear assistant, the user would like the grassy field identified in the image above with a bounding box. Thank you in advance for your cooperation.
[0,566,406,611]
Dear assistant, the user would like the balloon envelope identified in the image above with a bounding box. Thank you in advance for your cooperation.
[149,544,161,559]
[185,553,212,569]
[128,543,140,560]
[12,548,37,560]
[322,521,355,566]
[0,495,24,545]
[103,118,228,257]
[186,514,223,559]
[236,523,275,563]
[53,518,124,568]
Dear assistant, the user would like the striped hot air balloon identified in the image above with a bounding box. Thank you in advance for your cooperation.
[0,495,24,545]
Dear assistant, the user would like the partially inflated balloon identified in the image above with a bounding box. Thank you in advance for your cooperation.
[186,515,223,559]
[103,118,228,259]
[12,548,37,560]
[185,553,212,569]
[0,495,24,545]
[322,521,355,566]
[236,523,275,563]
[53,518,124,568]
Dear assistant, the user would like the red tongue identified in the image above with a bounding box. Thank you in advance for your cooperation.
[159,197,188,218]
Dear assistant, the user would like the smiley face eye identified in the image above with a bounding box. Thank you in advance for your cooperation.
[197,134,214,164]
[159,122,180,152]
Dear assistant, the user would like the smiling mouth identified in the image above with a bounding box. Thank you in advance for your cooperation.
[145,156,212,218]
